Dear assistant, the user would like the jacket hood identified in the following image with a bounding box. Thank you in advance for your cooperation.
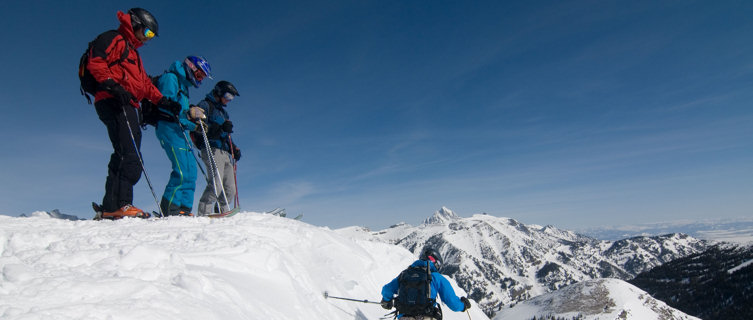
[168,61,194,90]
[117,11,143,48]
[411,259,439,272]
[205,93,227,108]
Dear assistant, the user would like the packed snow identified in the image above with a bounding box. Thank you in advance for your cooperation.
[0,212,489,320]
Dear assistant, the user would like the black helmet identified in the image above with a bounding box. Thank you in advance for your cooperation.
[214,80,240,100]
[419,247,443,271]
[128,8,159,37]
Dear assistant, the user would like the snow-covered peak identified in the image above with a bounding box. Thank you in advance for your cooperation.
[423,206,460,225]
[346,211,707,317]
[494,278,700,320]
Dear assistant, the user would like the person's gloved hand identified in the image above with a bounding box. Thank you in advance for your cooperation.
[101,79,133,106]
[460,297,471,311]
[221,120,234,133]
[380,299,393,310]
[188,105,206,121]
[157,97,182,116]
[232,147,241,161]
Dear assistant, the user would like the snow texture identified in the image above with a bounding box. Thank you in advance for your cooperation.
[0,212,489,320]
[493,278,701,320]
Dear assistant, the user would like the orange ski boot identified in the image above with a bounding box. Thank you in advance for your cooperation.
[102,205,151,219]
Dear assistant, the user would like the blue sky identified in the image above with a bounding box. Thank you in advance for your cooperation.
[0,1,751,230]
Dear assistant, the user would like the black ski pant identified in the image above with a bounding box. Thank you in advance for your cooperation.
[95,99,142,212]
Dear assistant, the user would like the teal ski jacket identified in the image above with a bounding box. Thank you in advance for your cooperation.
[155,61,197,131]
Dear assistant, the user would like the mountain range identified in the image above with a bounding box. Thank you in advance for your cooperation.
[629,243,753,320]
[576,219,753,243]
[338,207,709,317]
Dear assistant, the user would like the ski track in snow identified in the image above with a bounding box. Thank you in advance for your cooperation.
[0,212,488,320]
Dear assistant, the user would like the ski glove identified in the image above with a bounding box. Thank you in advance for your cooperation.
[232,147,241,161]
[101,79,134,106]
[221,120,234,133]
[188,105,206,121]
[460,297,471,311]
[380,299,393,310]
[158,97,182,116]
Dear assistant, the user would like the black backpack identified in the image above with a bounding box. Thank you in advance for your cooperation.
[140,72,187,127]
[395,262,438,318]
[78,30,130,104]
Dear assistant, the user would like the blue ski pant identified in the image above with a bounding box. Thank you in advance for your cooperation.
[156,121,197,213]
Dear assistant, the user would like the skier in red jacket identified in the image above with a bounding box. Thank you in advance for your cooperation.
[87,8,180,219]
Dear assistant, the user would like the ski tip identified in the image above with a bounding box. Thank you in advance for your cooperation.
[92,202,103,220]
[207,207,241,219]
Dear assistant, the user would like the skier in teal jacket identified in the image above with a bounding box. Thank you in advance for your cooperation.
[381,247,471,319]
[154,56,212,216]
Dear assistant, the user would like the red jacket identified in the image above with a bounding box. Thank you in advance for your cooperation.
[87,11,162,107]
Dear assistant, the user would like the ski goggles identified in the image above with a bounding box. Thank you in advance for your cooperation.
[222,92,235,102]
[144,28,156,39]
[427,255,441,270]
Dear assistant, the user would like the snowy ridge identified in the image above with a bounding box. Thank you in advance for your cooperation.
[728,258,753,274]
[341,209,708,317]
[19,209,85,221]
[0,213,489,320]
[493,278,700,320]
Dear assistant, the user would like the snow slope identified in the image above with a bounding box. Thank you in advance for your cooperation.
[0,212,489,320]
[494,278,700,320]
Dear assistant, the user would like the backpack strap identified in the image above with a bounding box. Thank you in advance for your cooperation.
[426,260,432,300]
[108,37,130,68]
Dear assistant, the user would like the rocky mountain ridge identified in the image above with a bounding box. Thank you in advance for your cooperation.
[338,207,708,317]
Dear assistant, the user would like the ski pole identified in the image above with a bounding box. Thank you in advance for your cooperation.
[199,119,230,212]
[323,292,381,305]
[125,106,164,218]
[173,110,209,179]
[228,134,240,208]
[179,123,208,179]
[198,119,222,211]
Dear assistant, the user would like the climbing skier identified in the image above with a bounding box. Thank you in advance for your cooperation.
[380,247,472,319]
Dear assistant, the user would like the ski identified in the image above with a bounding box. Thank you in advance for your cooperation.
[266,207,285,217]
[207,207,241,219]
[265,208,303,220]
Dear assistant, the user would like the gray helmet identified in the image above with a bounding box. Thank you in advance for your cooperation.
[128,8,159,37]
